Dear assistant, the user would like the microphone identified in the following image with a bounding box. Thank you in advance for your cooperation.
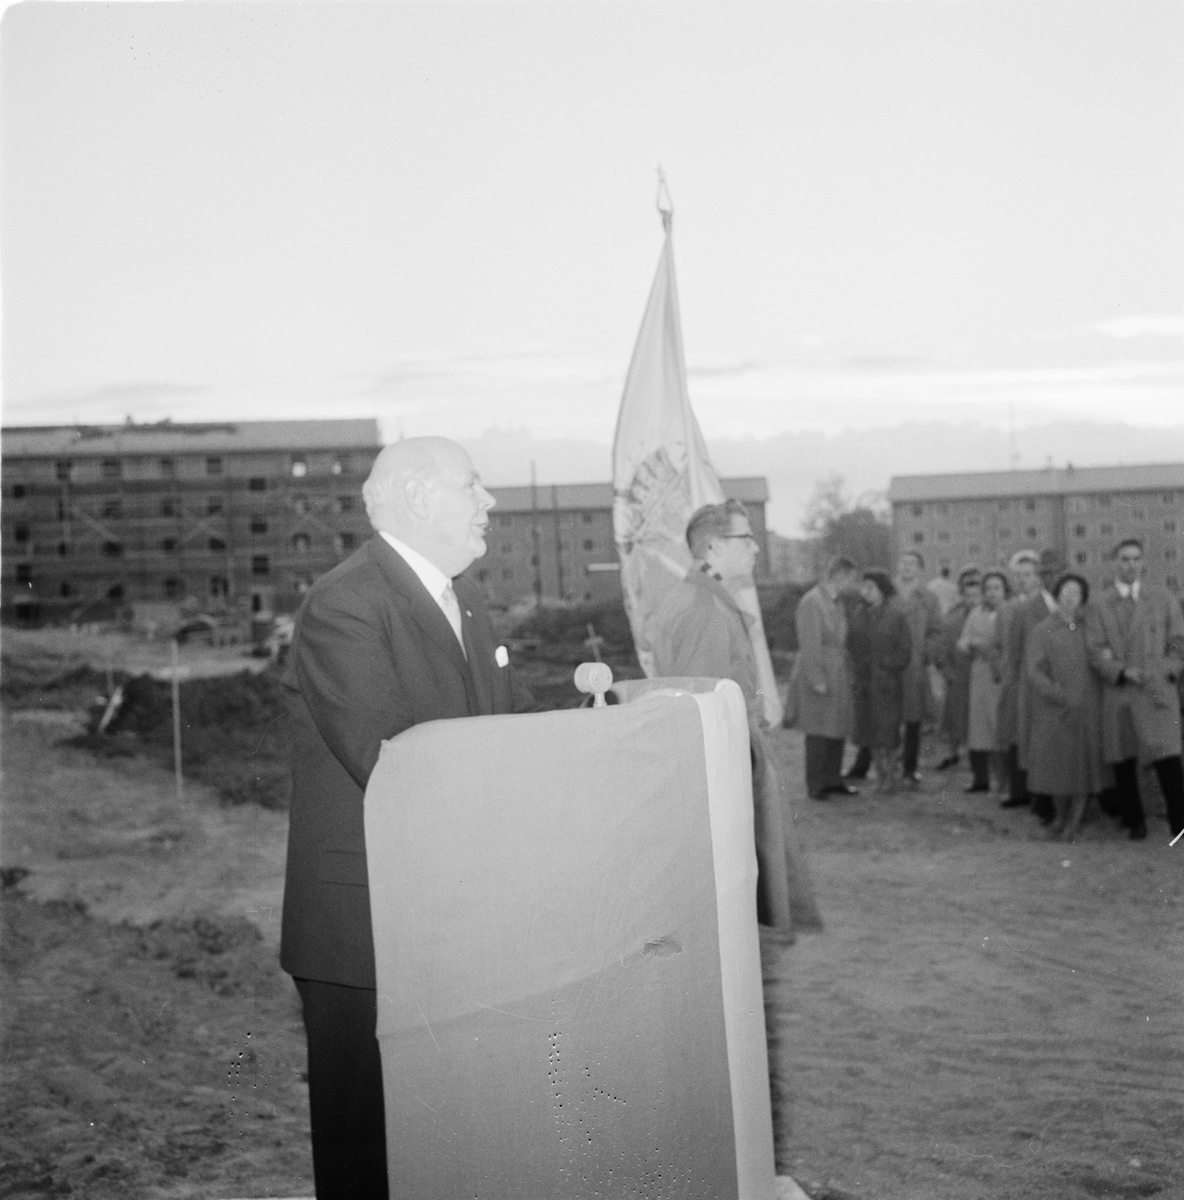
[574,662,614,707]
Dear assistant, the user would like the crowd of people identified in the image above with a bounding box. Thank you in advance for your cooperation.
[787,542,1184,843]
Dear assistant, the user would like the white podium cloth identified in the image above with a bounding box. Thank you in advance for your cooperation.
[364,677,775,1198]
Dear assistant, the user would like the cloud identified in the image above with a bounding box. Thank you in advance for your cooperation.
[1089,314,1184,340]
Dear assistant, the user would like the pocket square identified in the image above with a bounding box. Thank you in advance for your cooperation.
[495,645,510,668]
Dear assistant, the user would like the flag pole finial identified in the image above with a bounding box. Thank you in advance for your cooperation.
[656,166,673,233]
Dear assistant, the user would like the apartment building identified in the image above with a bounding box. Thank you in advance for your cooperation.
[889,463,1184,592]
[461,477,770,606]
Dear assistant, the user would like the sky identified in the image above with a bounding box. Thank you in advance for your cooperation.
[2,1,1182,527]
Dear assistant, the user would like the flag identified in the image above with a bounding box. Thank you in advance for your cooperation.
[612,184,783,725]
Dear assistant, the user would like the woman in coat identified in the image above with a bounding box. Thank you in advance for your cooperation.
[935,566,982,771]
[959,570,1009,792]
[847,570,914,793]
[1025,573,1105,840]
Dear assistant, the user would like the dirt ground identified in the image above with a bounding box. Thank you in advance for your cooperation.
[2,702,1183,1200]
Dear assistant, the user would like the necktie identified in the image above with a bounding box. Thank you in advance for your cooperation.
[440,582,467,657]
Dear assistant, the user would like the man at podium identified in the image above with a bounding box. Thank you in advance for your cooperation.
[279,437,538,1199]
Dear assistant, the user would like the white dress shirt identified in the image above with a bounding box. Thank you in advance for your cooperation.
[379,531,466,655]
[1115,579,1141,602]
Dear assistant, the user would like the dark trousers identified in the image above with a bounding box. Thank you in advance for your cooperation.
[845,745,872,779]
[1006,744,1028,801]
[968,750,992,788]
[1112,755,1184,836]
[902,722,921,776]
[295,978,389,1200]
[805,734,846,796]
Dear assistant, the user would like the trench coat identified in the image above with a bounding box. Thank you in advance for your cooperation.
[1024,610,1105,796]
[1086,582,1184,764]
[937,598,975,745]
[997,590,1057,765]
[847,600,913,749]
[961,604,1002,752]
[895,583,942,724]
[651,568,824,934]
[786,583,853,739]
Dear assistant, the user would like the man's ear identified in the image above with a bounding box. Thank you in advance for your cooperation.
[404,477,432,519]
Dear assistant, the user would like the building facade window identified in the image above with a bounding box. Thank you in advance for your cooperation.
[102,459,122,479]
[293,496,309,514]
[291,457,307,478]
[55,460,72,481]
[1166,548,1178,562]
[250,517,268,534]
[249,476,267,491]
[1163,493,1176,505]
[292,533,311,553]
[1100,523,1113,535]
[1025,526,1037,538]
[16,563,31,583]
[332,459,343,476]
[102,541,122,557]
[1075,524,1087,537]
[1024,498,1036,511]
[13,524,29,543]
[1132,508,1145,520]
[968,543,981,556]
[499,515,513,527]
[336,495,354,513]
[161,498,178,517]
[207,497,224,515]
[210,576,229,598]
[11,484,26,499]
[107,584,124,600]
[1098,495,1111,507]
[160,457,176,478]
[208,537,226,551]
[1166,520,1178,533]
[335,532,356,553]
[205,457,223,476]
[1168,575,1179,590]
[501,542,513,554]
[161,538,177,553]
[57,542,69,557]
[252,555,270,576]
[101,500,122,519]
[912,532,924,544]
[502,568,514,580]
[998,528,1011,539]
[1076,552,1088,565]
[937,531,950,542]
[583,539,596,551]
[59,581,71,598]
[582,513,594,524]
[911,504,923,517]
[164,578,182,598]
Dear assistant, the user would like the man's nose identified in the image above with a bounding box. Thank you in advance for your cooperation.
[477,485,495,510]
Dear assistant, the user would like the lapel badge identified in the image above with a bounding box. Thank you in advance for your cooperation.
[495,645,510,668]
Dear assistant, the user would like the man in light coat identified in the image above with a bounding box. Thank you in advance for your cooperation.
[787,555,860,799]
[652,500,823,934]
[1086,538,1184,840]
[894,551,943,787]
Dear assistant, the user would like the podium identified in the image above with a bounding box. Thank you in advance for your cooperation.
[363,677,776,1198]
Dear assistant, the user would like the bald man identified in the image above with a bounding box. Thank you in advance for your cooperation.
[280,438,539,1198]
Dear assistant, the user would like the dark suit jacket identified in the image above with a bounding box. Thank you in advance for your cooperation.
[280,533,538,989]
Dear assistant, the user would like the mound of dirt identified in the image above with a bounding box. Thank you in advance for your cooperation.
[70,669,293,810]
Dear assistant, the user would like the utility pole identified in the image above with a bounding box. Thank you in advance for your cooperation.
[530,461,543,605]
[551,483,565,601]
